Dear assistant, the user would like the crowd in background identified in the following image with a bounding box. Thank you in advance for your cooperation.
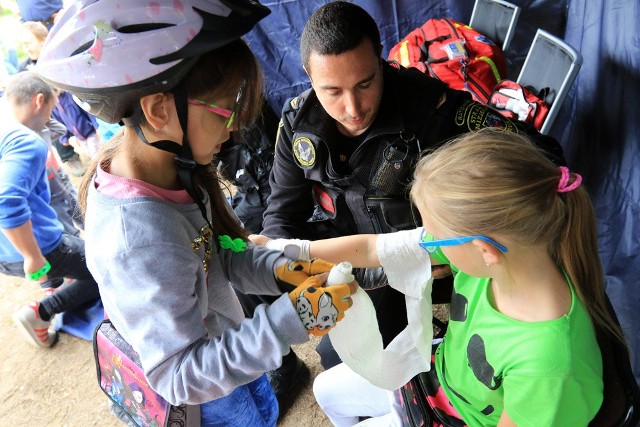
[1,0,120,174]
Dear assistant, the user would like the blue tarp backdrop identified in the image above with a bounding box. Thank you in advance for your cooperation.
[245,0,640,381]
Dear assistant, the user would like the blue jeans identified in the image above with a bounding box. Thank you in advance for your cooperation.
[0,233,99,316]
[200,374,278,427]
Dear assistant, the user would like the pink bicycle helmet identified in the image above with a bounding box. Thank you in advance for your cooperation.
[36,0,269,123]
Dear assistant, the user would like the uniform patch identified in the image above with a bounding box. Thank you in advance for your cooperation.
[312,184,336,215]
[293,137,316,167]
[455,100,519,133]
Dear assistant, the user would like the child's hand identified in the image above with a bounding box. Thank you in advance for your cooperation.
[289,275,356,336]
[274,258,334,289]
[248,234,269,246]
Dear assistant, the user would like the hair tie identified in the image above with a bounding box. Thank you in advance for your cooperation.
[557,166,582,193]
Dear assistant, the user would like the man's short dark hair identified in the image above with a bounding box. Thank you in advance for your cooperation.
[5,71,54,105]
[301,1,381,70]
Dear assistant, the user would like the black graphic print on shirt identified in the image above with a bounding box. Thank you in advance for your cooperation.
[449,291,468,322]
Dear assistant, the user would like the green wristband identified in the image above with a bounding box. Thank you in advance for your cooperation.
[26,261,51,281]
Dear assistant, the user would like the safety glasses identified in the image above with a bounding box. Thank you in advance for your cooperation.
[187,98,236,129]
[419,229,508,254]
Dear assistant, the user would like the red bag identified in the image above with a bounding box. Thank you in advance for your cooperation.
[388,18,507,104]
[488,80,550,131]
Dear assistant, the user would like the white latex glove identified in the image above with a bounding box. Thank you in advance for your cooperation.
[265,238,312,261]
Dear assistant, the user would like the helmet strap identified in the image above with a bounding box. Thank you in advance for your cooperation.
[125,106,184,156]
[172,81,213,229]
[132,125,183,156]
[125,82,213,228]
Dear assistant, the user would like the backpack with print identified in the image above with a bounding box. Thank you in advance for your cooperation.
[93,319,199,427]
[488,79,551,131]
[388,18,506,104]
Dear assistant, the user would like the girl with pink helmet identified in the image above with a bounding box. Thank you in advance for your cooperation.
[37,1,356,425]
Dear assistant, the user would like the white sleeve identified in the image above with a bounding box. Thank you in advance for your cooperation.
[328,228,434,390]
[265,238,311,261]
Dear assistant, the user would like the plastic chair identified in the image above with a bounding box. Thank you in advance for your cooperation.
[468,0,521,52]
[516,29,583,134]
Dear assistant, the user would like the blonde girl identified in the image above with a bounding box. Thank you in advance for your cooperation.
[263,128,625,426]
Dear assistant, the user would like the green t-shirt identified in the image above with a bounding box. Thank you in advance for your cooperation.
[431,249,603,426]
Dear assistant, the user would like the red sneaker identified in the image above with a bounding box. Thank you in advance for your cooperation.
[12,301,57,348]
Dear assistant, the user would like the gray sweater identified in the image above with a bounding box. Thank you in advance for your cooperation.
[85,186,308,405]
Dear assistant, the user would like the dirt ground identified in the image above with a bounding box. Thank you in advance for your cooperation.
[0,272,331,426]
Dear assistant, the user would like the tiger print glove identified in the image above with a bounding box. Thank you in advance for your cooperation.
[288,276,353,336]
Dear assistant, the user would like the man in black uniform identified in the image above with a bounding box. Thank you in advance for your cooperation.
[261,0,564,387]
